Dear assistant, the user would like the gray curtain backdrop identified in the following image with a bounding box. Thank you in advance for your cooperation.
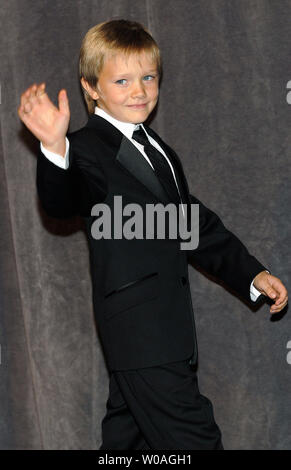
[0,0,290,449]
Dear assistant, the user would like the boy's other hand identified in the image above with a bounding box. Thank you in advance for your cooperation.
[253,271,288,314]
[18,83,70,157]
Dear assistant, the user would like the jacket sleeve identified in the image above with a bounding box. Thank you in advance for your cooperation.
[36,136,80,218]
[187,193,267,304]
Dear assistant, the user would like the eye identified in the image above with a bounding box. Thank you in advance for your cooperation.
[143,75,156,81]
[115,79,127,85]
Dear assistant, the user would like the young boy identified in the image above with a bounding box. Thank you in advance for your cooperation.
[18,19,287,450]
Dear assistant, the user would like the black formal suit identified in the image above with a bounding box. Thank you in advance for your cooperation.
[37,113,267,449]
[37,113,266,372]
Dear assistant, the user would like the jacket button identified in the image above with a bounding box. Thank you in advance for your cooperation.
[181,276,187,286]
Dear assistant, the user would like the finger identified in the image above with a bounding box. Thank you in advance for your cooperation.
[19,84,38,118]
[58,89,69,114]
[265,288,277,300]
[21,83,37,110]
[30,83,38,98]
[20,84,34,107]
[270,305,282,313]
[24,83,35,97]
[273,303,287,311]
[274,296,288,308]
[18,102,32,119]
[23,84,36,104]
[23,101,33,114]
[275,296,287,306]
[270,306,286,314]
[36,82,46,98]
[270,299,288,313]
[273,286,288,305]
[17,104,26,119]
[27,83,43,111]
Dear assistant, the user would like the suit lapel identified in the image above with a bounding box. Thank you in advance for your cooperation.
[116,136,170,204]
[85,114,189,206]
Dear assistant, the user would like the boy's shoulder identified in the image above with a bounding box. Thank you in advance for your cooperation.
[67,121,98,145]
[66,119,105,159]
[67,114,123,148]
[66,115,124,166]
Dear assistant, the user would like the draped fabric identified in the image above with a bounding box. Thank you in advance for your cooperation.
[0,0,290,449]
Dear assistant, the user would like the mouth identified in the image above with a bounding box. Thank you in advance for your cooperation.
[127,103,147,109]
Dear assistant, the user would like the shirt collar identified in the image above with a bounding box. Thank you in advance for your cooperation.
[94,106,143,140]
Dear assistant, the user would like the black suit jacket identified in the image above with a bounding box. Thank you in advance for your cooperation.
[37,114,267,371]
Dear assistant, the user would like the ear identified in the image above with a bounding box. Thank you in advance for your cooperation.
[80,77,99,100]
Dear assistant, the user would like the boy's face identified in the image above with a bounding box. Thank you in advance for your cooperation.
[82,50,159,123]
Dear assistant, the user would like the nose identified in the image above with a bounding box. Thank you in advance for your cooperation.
[131,80,146,99]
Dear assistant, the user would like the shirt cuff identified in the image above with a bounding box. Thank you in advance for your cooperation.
[250,270,270,302]
[40,137,70,169]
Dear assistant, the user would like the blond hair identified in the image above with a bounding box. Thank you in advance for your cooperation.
[79,19,162,113]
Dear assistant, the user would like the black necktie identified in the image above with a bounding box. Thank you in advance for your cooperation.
[132,126,181,205]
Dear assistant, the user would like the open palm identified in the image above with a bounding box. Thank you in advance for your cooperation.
[18,82,70,153]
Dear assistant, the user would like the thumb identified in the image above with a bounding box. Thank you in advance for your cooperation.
[265,288,277,300]
[58,89,70,115]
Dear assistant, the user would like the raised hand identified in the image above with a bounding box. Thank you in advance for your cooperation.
[18,83,70,157]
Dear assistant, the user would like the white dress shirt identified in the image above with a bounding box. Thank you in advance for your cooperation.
[40,106,264,302]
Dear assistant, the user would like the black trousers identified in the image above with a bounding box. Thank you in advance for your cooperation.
[99,357,224,450]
